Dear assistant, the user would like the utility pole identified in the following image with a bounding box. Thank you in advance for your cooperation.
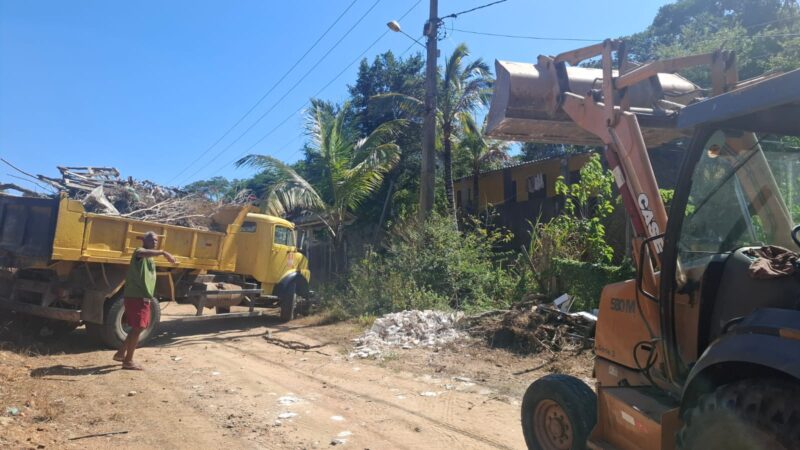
[419,0,438,222]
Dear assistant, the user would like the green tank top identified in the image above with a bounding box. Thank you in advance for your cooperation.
[123,249,157,298]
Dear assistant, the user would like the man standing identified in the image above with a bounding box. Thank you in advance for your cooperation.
[113,231,175,370]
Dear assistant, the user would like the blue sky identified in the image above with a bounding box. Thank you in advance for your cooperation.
[0,0,672,189]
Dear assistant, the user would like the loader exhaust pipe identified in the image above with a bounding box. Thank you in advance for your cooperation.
[486,59,701,146]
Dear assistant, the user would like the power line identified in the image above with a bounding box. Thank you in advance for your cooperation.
[451,27,602,42]
[177,0,386,185]
[750,31,800,38]
[216,0,423,174]
[168,0,360,184]
[742,14,800,31]
[400,35,424,57]
[440,0,509,20]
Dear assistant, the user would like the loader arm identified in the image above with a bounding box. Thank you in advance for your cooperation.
[552,40,737,275]
[489,39,740,387]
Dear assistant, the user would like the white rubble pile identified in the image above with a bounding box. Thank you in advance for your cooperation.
[350,310,466,359]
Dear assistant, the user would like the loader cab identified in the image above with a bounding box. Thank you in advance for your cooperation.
[659,69,800,387]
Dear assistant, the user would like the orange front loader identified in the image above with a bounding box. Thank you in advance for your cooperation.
[487,40,800,449]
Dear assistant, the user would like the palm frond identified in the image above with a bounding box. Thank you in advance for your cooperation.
[369,93,425,118]
[444,44,469,88]
[235,154,325,215]
[356,119,408,152]
[338,143,399,210]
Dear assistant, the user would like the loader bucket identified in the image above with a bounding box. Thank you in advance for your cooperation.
[485,59,700,146]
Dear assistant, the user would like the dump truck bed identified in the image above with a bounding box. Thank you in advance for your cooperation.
[0,194,247,271]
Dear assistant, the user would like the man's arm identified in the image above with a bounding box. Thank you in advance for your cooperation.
[135,248,177,264]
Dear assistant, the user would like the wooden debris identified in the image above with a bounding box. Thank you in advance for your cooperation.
[462,305,596,354]
[0,183,45,198]
[68,430,129,441]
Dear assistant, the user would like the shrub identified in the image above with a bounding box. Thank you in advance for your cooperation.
[324,213,524,318]
[552,258,635,311]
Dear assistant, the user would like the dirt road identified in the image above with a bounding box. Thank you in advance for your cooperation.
[1,306,592,449]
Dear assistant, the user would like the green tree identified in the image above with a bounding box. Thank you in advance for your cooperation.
[236,99,404,272]
[183,176,232,203]
[624,0,800,82]
[373,44,493,223]
[347,51,425,237]
[439,44,493,220]
[516,142,590,162]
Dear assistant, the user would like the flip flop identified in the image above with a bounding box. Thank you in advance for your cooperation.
[113,353,125,362]
[122,363,144,371]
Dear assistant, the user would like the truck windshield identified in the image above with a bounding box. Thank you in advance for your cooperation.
[677,130,799,264]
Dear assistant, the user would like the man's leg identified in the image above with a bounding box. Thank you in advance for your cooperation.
[113,339,127,362]
[122,328,143,369]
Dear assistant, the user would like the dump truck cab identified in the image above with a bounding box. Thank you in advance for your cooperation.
[234,212,310,298]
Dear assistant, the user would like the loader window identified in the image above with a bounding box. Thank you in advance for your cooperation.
[241,221,257,233]
[274,226,295,247]
[677,130,797,264]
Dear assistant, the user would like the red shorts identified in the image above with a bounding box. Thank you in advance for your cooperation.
[124,298,151,329]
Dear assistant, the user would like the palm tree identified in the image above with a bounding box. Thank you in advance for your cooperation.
[371,43,492,222]
[439,44,492,219]
[458,114,509,212]
[236,99,404,273]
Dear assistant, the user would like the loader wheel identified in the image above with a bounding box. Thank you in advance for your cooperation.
[89,295,161,349]
[678,378,800,450]
[279,282,297,322]
[521,374,597,450]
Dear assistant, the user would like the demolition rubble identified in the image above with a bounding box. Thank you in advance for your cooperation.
[1,163,252,230]
[350,303,598,359]
[350,310,467,359]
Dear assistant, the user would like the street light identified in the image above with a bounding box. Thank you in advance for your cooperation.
[386,20,425,48]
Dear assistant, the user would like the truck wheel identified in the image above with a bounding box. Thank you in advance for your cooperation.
[279,283,296,322]
[521,374,597,450]
[91,296,161,349]
[678,378,800,450]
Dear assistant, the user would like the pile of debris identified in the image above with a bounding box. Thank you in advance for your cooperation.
[350,310,467,359]
[461,301,597,354]
[1,162,252,230]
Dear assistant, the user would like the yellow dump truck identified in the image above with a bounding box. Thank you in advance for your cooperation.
[0,193,311,347]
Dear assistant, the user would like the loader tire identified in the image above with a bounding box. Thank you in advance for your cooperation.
[279,282,296,322]
[678,378,800,450]
[91,295,161,349]
[521,374,596,450]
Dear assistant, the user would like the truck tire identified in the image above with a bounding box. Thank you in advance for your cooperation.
[521,374,597,450]
[279,282,296,322]
[678,378,800,450]
[89,295,161,349]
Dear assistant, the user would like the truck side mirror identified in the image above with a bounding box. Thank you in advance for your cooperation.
[297,230,307,253]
